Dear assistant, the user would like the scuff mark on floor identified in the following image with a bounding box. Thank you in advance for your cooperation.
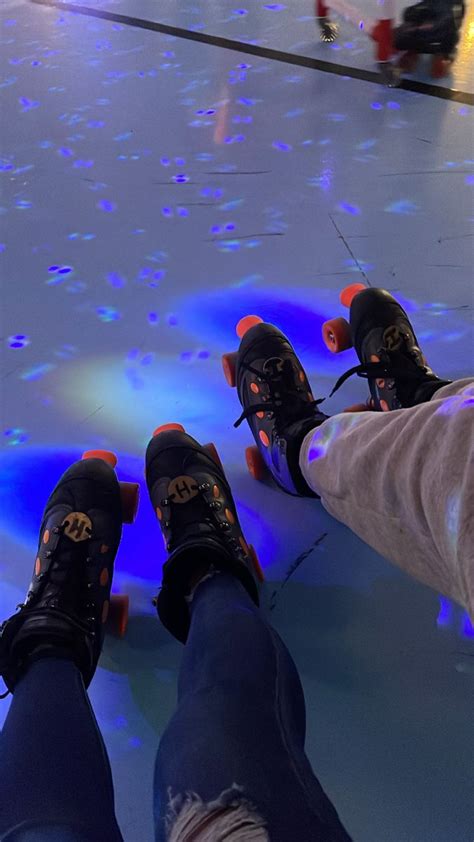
[269,532,328,611]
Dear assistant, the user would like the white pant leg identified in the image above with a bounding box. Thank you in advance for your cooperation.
[300,380,474,617]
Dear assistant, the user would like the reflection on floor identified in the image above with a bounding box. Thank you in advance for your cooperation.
[1,1,473,840]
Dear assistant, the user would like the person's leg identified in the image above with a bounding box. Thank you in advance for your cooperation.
[225,287,473,614]
[0,658,123,842]
[145,428,351,842]
[154,572,351,842]
[300,378,474,617]
[0,455,131,841]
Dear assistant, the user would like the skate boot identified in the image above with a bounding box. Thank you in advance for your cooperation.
[146,425,263,642]
[402,0,465,24]
[402,0,435,23]
[328,286,451,411]
[222,317,328,495]
[395,0,465,76]
[0,452,139,695]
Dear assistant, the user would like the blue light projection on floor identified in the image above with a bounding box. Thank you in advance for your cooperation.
[1,443,470,636]
[0,446,277,582]
[176,285,343,367]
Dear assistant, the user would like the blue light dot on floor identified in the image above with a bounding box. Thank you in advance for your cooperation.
[8,334,30,349]
[338,202,361,215]
[97,199,116,212]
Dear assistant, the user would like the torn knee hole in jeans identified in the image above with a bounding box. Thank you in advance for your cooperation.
[166,783,269,841]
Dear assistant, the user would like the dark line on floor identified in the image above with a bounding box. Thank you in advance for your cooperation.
[203,171,272,175]
[30,0,474,105]
[1,367,21,380]
[310,270,356,276]
[421,303,471,310]
[78,404,104,424]
[329,214,371,286]
[269,532,328,611]
[205,232,284,242]
[380,169,474,176]
[437,233,474,242]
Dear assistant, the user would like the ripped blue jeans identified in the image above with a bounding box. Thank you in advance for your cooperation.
[0,574,351,842]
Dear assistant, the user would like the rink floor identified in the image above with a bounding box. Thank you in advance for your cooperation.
[1,1,473,839]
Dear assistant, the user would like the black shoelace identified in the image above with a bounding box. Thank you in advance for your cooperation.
[328,356,431,399]
[233,358,325,430]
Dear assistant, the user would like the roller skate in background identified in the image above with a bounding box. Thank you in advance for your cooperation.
[395,0,465,78]
[0,450,139,695]
[322,284,451,411]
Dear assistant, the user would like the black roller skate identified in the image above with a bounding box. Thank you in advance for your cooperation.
[402,0,465,24]
[146,425,263,642]
[395,0,465,77]
[0,451,139,695]
[322,284,451,411]
[222,316,328,495]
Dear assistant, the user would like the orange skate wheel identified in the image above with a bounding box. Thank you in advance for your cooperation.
[399,51,419,73]
[222,351,237,388]
[245,445,266,482]
[343,402,371,413]
[236,315,263,340]
[107,594,129,637]
[152,423,185,437]
[120,481,140,523]
[322,317,352,354]
[248,544,265,582]
[431,55,451,79]
[339,283,366,309]
[202,442,224,472]
[82,449,117,468]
